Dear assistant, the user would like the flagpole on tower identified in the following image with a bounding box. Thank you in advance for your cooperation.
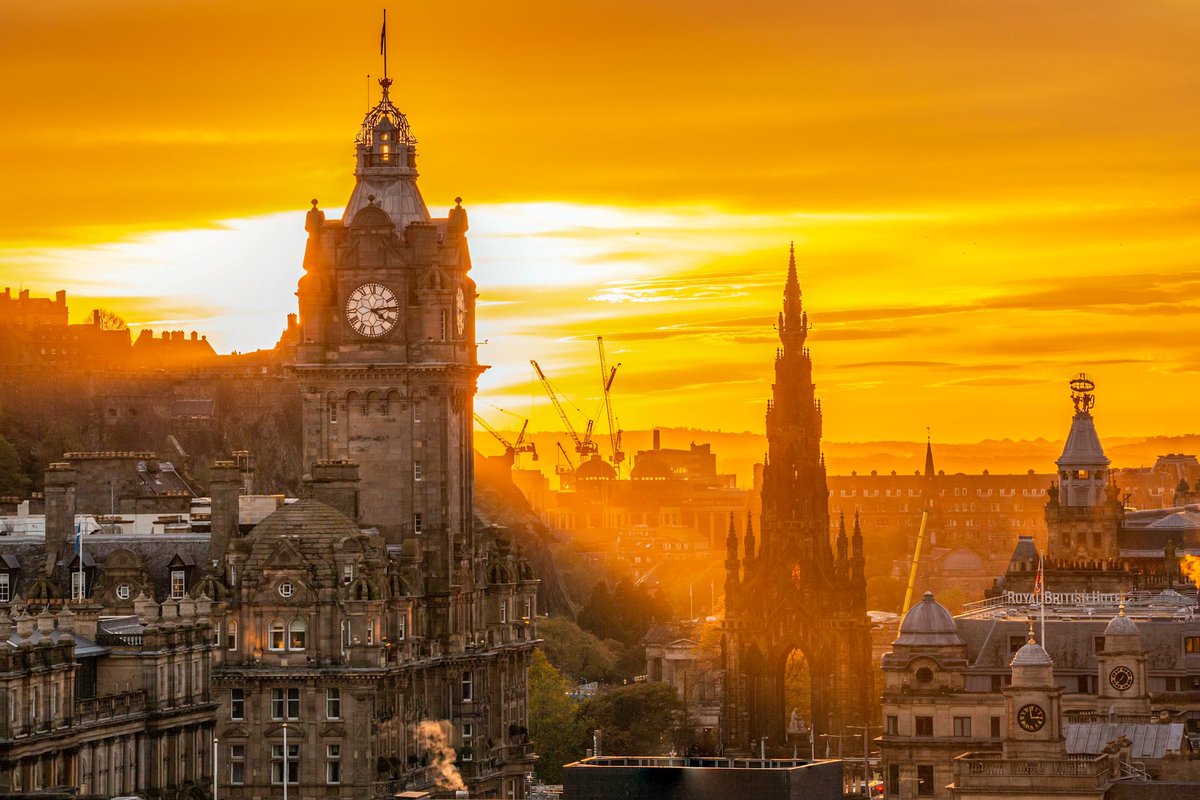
[380,9,388,82]
[1039,553,1046,647]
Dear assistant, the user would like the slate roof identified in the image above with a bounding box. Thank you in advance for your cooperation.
[248,498,360,540]
[1065,723,1185,759]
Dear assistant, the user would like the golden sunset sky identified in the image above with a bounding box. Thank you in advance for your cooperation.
[2,1,1199,444]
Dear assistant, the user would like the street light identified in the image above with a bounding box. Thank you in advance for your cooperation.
[282,723,288,800]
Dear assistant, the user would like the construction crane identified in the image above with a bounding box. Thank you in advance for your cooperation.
[597,336,624,471]
[473,412,537,467]
[554,441,577,476]
[530,360,599,459]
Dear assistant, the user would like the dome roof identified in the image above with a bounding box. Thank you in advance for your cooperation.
[940,547,985,573]
[248,498,361,540]
[895,592,964,646]
[631,455,673,480]
[1012,638,1053,667]
[576,456,616,481]
[1104,607,1140,636]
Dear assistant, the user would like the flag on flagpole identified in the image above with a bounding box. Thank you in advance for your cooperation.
[1033,554,1044,597]
[74,521,81,554]
[380,11,387,55]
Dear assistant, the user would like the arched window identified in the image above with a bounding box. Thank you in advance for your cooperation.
[227,619,238,651]
[288,619,307,651]
[269,620,285,651]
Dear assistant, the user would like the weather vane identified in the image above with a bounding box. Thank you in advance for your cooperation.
[1069,373,1095,414]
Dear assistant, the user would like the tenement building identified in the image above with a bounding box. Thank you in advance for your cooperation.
[722,247,874,751]
[0,66,539,799]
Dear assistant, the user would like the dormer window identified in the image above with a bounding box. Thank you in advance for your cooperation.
[0,573,9,603]
[170,570,186,599]
[342,565,354,586]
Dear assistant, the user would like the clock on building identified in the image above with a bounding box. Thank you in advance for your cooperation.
[1109,665,1135,692]
[1017,703,1046,732]
[345,282,399,337]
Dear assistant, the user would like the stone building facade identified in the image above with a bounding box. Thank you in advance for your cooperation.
[0,68,539,800]
[721,247,874,751]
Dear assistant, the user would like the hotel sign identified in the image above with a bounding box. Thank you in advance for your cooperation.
[1004,591,1122,606]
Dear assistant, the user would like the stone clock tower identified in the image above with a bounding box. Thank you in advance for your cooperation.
[1096,606,1150,717]
[294,75,479,591]
[1003,632,1065,761]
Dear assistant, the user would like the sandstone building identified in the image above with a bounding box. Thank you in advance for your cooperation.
[0,66,539,799]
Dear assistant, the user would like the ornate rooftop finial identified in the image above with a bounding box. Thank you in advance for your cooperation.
[1070,373,1096,415]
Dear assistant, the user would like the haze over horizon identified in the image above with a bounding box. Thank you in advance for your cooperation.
[3,1,1199,443]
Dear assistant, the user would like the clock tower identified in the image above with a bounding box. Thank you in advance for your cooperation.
[1003,631,1065,761]
[1096,605,1150,717]
[294,74,479,592]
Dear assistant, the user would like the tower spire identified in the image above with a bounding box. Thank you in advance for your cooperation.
[380,9,390,87]
[924,428,935,479]
[781,242,805,347]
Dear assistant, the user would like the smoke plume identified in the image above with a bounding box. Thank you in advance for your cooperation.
[1181,555,1200,589]
[417,719,466,791]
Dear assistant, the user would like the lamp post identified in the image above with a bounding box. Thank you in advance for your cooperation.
[212,737,218,800]
[282,723,288,800]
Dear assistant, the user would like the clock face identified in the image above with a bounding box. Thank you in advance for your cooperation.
[1017,703,1046,732]
[1109,665,1135,692]
[455,287,466,336]
[345,283,398,338]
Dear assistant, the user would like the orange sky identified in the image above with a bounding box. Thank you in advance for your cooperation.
[2,1,1199,444]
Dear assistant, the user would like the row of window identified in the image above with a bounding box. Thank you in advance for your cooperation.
[225,743,341,786]
[886,714,1002,739]
[330,402,422,423]
[230,687,341,721]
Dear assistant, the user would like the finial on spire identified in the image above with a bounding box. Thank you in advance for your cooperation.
[1027,621,1036,644]
[1118,600,1126,617]
[1070,373,1096,415]
[380,9,389,84]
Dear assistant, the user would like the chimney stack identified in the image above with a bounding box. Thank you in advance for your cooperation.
[43,462,77,576]
[305,460,360,522]
[209,460,242,570]
[653,429,661,451]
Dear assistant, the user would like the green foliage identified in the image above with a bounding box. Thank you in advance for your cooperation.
[538,616,617,683]
[528,650,586,784]
[0,434,29,497]
[578,682,685,757]
[578,576,671,646]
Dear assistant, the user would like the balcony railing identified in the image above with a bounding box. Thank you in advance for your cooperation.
[76,690,146,723]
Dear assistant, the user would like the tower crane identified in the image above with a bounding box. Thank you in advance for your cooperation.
[554,441,577,476]
[473,412,537,467]
[530,360,599,459]
[597,336,624,471]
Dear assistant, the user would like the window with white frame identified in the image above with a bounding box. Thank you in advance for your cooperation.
[71,571,86,601]
[325,688,341,720]
[288,619,307,650]
[397,613,406,640]
[462,721,474,760]
[0,573,9,602]
[269,620,285,651]
[271,688,301,720]
[523,597,532,620]
[227,619,238,651]
[230,688,245,720]
[326,744,341,784]
[499,599,508,624]
[170,569,186,599]
[414,461,422,481]
[342,564,354,585]
[414,513,422,535]
[366,619,375,645]
[462,671,473,702]
[271,743,299,785]
[116,583,131,600]
[230,745,245,785]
